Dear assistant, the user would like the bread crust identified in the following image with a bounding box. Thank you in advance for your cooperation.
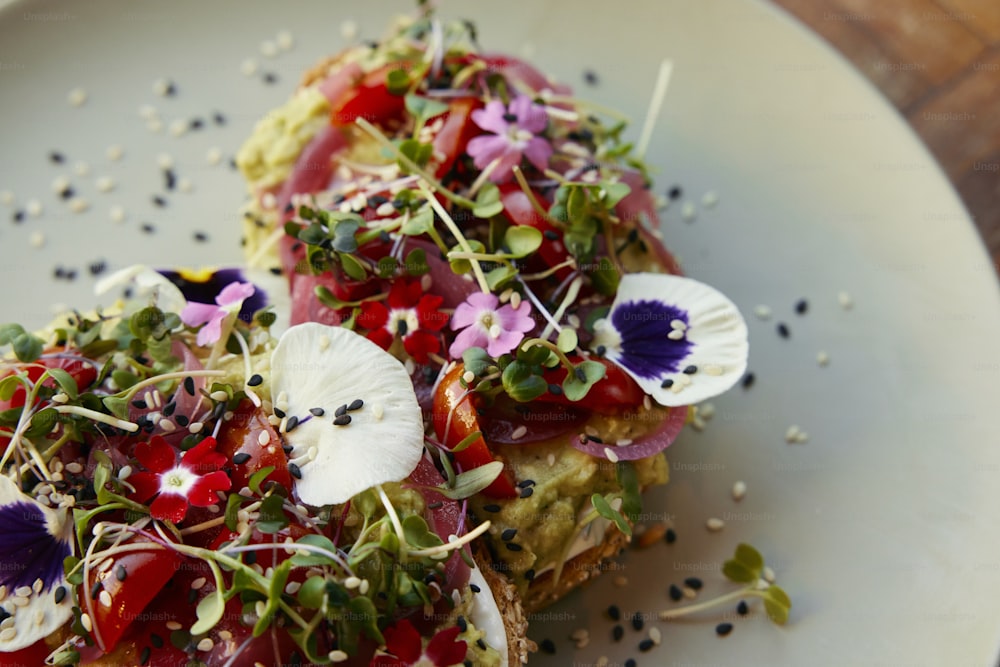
[474,548,537,665]
[523,528,631,613]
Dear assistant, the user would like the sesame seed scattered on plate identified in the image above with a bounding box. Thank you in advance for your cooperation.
[68,197,89,213]
[260,39,278,57]
[157,153,174,170]
[95,176,115,193]
[681,201,697,221]
[105,144,124,161]
[753,305,772,320]
[838,290,853,309]
[241,58,259,76]
[702,190,719,208]
[206,147,223,165]
[109,205,126,223]
[26,199,42,217]
[276,30,294,50]
[178,177,194,193]
[0,191,13,205]
[29,231,45,248]
[706,517,725,532]
[146,118,164,133]
[341,19,359,39]
[817,350,830,366]
[168,118,188,137]
[67,87,87,107]
[73,161,90,177]
[138,104,158,120]
[732,480,747,501]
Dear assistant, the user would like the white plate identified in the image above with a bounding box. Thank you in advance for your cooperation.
[2,0,999,665]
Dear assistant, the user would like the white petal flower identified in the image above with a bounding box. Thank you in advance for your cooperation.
[591,273,748,406]
[270,323,424,506]
[94,264,187,314]
[0,476,75,651]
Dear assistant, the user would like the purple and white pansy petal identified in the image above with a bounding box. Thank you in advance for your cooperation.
[0,475,75,651]
[591,273,748,407]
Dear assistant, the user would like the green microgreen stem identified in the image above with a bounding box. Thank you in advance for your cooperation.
[519,258,577,282]
[418,183,491,293]
[207,313,237,369]
[446,251,518,262]
[550,505,603,589]
[541,274,583,340]
[515,278,562,334]
[377,485,408,559]
[635,59,674,161]
[521,338,574,370]
[407,519,491,557]
[230,329,262,408]
[511,166,562,228]
[53,405,138,432]
[658,586,761,621]
[121,369,226,402]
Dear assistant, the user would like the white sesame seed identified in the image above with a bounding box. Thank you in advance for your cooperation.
[165,620,183,631]
[34,609,45,626]
[784,425,801,443]
[682,586,698,599]
[206,147,223,166]
[109,205,126,223]
[276,30,294,50]
[0,191,13,205]
[699,402,716,419]
[838,290,853,310]
[95,176,115,193]
[68,87,87,107]
[0,617,11,630]
[106,144,124,161]
[178,177,193,193]
[156,153,174,170]
[66,461,84,474]
[375,201,395,216]
[138,104,159,120]
[616,438,633,447]
[73,161,90,177]
[510,425,528,441]
[604,447,620,463]
[29,231,45,248]
[260,40,278,57]
[159,419,176,432]
[643,395,652,411]
[80,613,93,632]
[284,581,301,595]
[151,78,172,96]
[0,627,16,642]
[196,638,214,652]
[99,590,112,607]
[26,199,42,217]
[667,330,685,340]
[190,577,207,590]
[372,404,384,420]
[649,627,662,645]
[257,431,270,446]
[462,370,476,384]
[570,627,590,648]
[547,453,557,466]
[68,197,89,213]
[359,579,370,595]
[267,414,281,426]
[701,191,719,208]
[329,649,349,662]
[596,657,609,667]
[169,118,188,137]
[146,118,164,133]
[681,201,697,221]
[241,58,258,76]
[669,319,686,330]
[344,576,361,590]
[261,192,277,209]
[340,19,359,39]
[732,480,747,501]
[51,176,70,194]
[613,575,628,587]
[210,390,229,402]
[793,430,809,444]
[704,364,724,376]
[706,517,725,532]
[690,416,706,431]
[763,565,776,583]
[189,421,204,434]
[754,305,772,320]
[14,586,31,598]
[817,350,830,366]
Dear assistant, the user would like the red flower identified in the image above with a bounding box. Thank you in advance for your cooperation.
[128,435,232,523]
[357,280,447,363]
[371,619,467,667]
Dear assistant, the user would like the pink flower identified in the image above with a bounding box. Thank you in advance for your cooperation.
[371,619,467,667]
[449,292,534,358]
[180,281,256,346]
[466,95,552,182]
[128,435,232,523]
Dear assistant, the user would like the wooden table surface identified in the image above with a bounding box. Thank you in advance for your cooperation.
[771,0,1000,274]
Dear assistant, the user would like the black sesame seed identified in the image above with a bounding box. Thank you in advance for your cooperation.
[333,414,352,426]
[334,404,348,417]
[502,112,518,122]
[263,72,279,84]
[612,625,624,642]
[777,322,790,339]
[175,415,190,428]
[244,550,257,565]
[596,344,607,357]
[116,564,128,582]
[247,373,263,387]
[285,415,300,432]
[607,604,621,621]
[188,588,197,604]
[470,583,481,593]
[193,231,209,243]
[49,151,65,164]
[476,638,486,651]
[795,298,808,315]
[53,585,67,604]
[213,111,226,125]
[427,501,443,510]
[482,504,501,513]
[547,383,563,396]
[519,486,534,499]
[665,527,677,544]
[183,376,196,396]
[683,365,698,374]
[269,266,283,275]
[586,434,604,444]
[539,638,556,654]
[90,579,102,600]
[741,372,755,389]
[273,408,286,418]
[456,615,468,632]
[347,399,364,411]
[639,638,655,652]
[574,366,587,382]
[88,260,107,276]
[162,401,177,417]
[189,117,204,131]
[131,400,148,409]
[543,229,559,240]
[504,542,523,552]
[164,169,177,191]
[164,81,176,96]
[660,378,674,388]
[669,584,683,601]
[684,576,703,590]
[58,186,74,200]
[516,479,536,488]
[150,633,164,648]
[289,462,302,479]
[737,600,749,616]
[668,185,683,200]
[524,568,535,582]
[65,269,78,281]
[139,646,151,665]
[12,209,25,223]
[152,195,167,208]
[309,407,325,417]
[583,69,599,85]
[501,528,517,541]
[626,660,637,667]
[282,445,294,455]
[233,453,251,465]
[229,157,238,170]
[141,223,156,234]
[631,614,644,631]
[716,622,733,636]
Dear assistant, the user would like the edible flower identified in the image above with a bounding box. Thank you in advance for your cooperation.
[372,618,467,667]
[159,267,271,324]
[269,323,424,506]
[357,280,448,363]
[94,263,187,315]
[0,475,75,651]
[180,281,257,346]
[449,291,535,359]
[128,435,232,523]
[466,95,552,182]
[590,273,748,406]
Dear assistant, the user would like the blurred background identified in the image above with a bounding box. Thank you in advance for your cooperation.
[772,0,1000,273]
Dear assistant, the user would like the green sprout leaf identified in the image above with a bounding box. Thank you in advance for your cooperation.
[485,265,518,291]
[24,407,58,439]
[405,94,449,123]
[400,207,434,236]
[402,514,444,550]
[616,461,642,523]
[434,461,504,500]
[461,347,492,376]
[556,327,578,354]
[403,247,429,276]
[11,332,43,363]
[562,360,607,402]
[338,252,367,281]
[297,576,327,610]
[255,493,288,534]
[46,368,79,400]
[503,225,543,257]
[601,181,631,207]
[473,183,504,219]
[762,585,792,625]
[734,542,765,572]
[723,543,765,583]
[450,429,483,454]
[591,493,632,538]
[289,535,339,567]
[449,239,486,275]
[501,360,547,402]
[589,256,621,296]
[0,323,26,345]
[190,589,225,635]
[386,68,411,95]
[377,256,399,278]
[248,466,275,495]
[398,139,434,170]
[224,493,243,532]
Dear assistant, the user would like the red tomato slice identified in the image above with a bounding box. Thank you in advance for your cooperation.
[81,540,183,652]
[431,364,517,499]
[538,357,646,412]
[432,97,481,177]
[329,63,407,127]
[0,352,97,411]
[215,400,292,492]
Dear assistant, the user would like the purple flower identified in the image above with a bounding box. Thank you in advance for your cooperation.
[180,281,257,346]
[449,292,535,358]
[466,95,553,183]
